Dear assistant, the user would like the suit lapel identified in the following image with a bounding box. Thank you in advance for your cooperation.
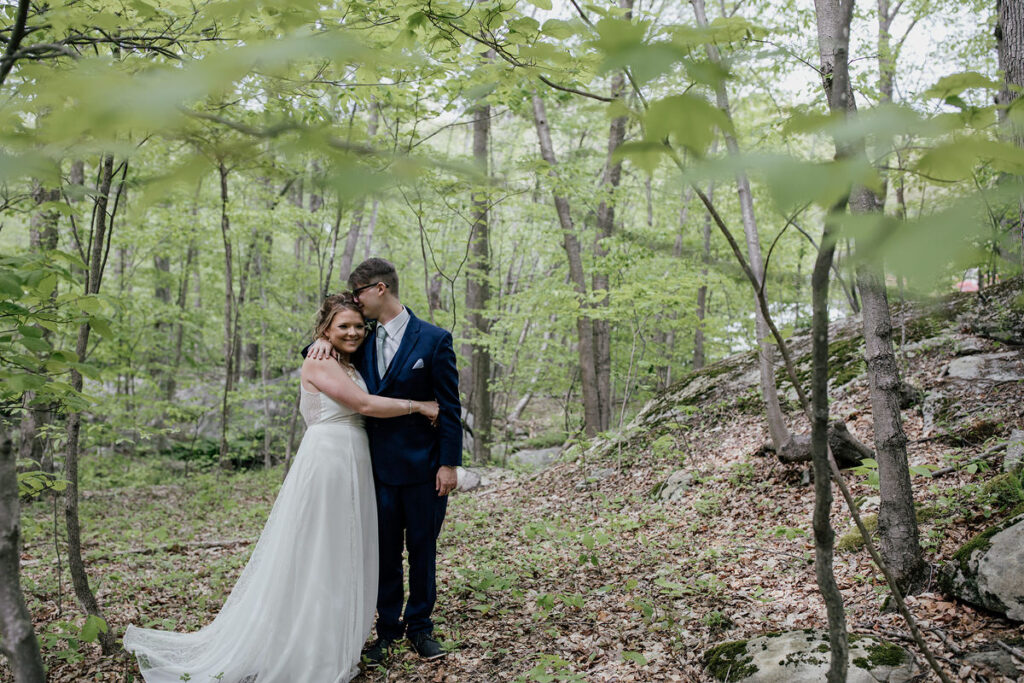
[379,310,421,393]
[363,327,381,394]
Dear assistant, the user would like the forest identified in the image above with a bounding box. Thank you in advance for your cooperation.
[1,0,1023,680]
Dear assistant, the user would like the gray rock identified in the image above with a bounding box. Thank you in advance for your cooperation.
[1004,429,1024,474]
[588,467,616,482]
[456,466,481,492]
[964,648,1023,677]
[575,467,617,491]
[955,337,986,356]
[921,391,947,438]
[939,512,1024,621]
[704,630,916,683]
[655,470,694,502]
[944,351,1024,383]
[509,446,560,469]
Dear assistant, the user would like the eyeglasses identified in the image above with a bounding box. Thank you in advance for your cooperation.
[352,282,386,298]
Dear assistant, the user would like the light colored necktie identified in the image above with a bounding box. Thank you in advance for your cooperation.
[376,326,388,378]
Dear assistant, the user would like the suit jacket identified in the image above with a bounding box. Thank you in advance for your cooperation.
[353,307,462,486]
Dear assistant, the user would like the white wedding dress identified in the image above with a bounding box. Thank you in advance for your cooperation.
[124,374,378,683]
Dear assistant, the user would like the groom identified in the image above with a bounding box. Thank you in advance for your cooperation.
[311,257,461,663]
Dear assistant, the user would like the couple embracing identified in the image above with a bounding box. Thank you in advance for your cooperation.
[124,258,462,682]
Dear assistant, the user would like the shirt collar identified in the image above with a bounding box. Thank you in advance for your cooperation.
[380,306,410,338]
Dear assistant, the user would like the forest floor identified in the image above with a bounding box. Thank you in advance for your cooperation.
[14,289,1024,682]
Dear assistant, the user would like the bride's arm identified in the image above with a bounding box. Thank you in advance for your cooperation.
[302,357,439,420]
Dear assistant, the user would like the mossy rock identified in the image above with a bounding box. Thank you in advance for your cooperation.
[703,630,915,682]
[836,506,941,553]
[938,511,1024,620]
[979,472,1024,511]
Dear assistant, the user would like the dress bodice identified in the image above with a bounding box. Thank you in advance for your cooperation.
[300,369,366,427]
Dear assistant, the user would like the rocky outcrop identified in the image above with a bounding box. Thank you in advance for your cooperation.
[1004,429,1024,474]
[943,351,1024,383]
[651,470,694,502]
[703,630,915,682]
[939,512,1024,621]
[510,446,561,469]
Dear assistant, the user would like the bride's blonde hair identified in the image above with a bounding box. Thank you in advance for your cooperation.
[314,293,364,340]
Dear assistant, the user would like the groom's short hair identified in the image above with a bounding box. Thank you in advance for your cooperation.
[349,257,399,297]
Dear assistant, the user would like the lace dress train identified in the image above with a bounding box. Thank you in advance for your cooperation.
[124,379,378,683]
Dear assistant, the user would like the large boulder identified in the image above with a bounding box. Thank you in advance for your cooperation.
[943,351,1024,383]
[939,512,1024,621]
[509,446,560,469]
[703,630,916,682]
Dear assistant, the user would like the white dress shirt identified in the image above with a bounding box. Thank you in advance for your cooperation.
[378,306,410,370]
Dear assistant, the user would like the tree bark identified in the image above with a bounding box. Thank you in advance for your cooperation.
[64,154,117,655]
[833,0,928,592]
[592,0,633,431]
[20,183,61,472]
[857,261,924,590]
[691,0,789,452]
[695,170,715,371]
[812,1,858,677]
[218,161,235,466]
[0,416,46,683]
[340,103,379,283]
[464,89,493,463]
[996,0,1024,269]
[531,93,603,437]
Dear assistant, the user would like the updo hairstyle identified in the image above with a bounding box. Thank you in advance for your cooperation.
[314,293,364,340]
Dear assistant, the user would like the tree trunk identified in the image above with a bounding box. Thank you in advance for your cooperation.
[64,153,117,655]
[167,239,196,402]
[857,261,925,590]
[531,93,602,437]
[592,0,632,431]
[218,161,235,466]
[20,183,61,472]
[0,416,46,683]
[464,91,493,463]
[810,221,847,683]
[996,0,1024,269]
[691,0,790,452]
[812,1,860,677]
[340,103,379,283]
[694,168,715,371]
[832,0,928,592]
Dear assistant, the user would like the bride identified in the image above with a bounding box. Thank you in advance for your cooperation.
[124,293,438,683]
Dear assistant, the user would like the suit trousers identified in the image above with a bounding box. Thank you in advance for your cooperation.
[374,480,448,639]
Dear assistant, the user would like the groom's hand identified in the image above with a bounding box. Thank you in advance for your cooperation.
[436,466,457,497]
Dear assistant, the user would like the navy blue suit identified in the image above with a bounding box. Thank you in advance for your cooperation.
[352,307,461,639]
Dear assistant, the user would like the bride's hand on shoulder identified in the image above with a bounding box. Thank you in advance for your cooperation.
[417,400,439,424]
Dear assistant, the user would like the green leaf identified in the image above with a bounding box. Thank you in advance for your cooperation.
[18,336,51,353]
[643,94,732,156]
[612,141,666,174]
[89,317,115,339]
[79,615,108,643]
[541,19,577,40]
[76,296,102,315]
[0,272,22,297]
[623,651,647,665]
[924,72,1000,99]
[526,0,552,9]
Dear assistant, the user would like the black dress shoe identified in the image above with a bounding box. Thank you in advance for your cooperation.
[409,632,447,660]
[362,637,393,666]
